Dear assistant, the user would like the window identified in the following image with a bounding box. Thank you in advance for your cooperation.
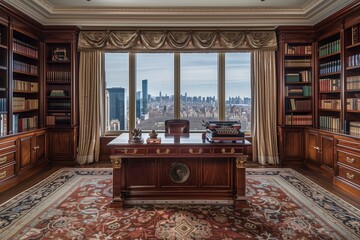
[105,53,129,131]
[225,52,251,133]
[135,53,174,131]
[104,52,252,134]
[180,53,218,130]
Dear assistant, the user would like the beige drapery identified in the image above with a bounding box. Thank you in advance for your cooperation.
[77,51,105,164]
[251,50,279,165]
[78,30,277,51]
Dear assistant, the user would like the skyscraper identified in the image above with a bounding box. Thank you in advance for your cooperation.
[107,87,127,130]
[136,91,142,120]
[142,79,148,115]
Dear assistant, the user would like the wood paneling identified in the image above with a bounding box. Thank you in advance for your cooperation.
[306,130,320,164]
[320,134,334,170]
[202,158,231,187]
[19,136,32,169]
[126,158,157,188]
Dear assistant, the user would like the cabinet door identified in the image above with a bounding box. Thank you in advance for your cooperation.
[33,131,46,165]
[48,128,77,165]
[19,135,32,169]
[278,127,304,165]
[305,130,319,164]
[320,134,334,170]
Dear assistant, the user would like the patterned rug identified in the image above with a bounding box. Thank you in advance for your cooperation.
[0,168,359,240]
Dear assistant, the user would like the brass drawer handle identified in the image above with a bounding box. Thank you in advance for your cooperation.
[0,171,6,179]
[0,156,7,164]
[156,148,170,154]
[33,146,40,151]
[221,148,235,154]
[124,149,138,155]
[189,148,203,155]
[346,172,355,180]
[346,157,355,164]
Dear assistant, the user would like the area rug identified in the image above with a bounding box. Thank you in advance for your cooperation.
[0,168,359,239]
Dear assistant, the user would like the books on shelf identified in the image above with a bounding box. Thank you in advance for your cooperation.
[13,38,38,58]
[287,99,311,111]
[48,99,71,110]
[349,121,360,136]
[319,78,341,92]
[50,90,66,96]
[318,39,340,57]
[352,26,359,45]
[285,114,312,125]
[285,44,312,55]
[13,61,38,75]
[284,59,311,67]
[285,71,311,83]
[319,116,340,131]
[13,97,38,111]
[319,60,341,75]
[0,113,7,136]
[320,99,341,110]
[346,98,360,111]
[47,112,71,125]
[285,85,312,97]
[12,114,38,133]
[46,71,71,82]
[347,54,360,67]
[0,98,6,112]
[13,80,38,92]
[347,76,360,90]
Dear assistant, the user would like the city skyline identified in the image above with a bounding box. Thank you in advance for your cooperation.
[105,52,251,98]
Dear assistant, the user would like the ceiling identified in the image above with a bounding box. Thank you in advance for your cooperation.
[3,0,357,28]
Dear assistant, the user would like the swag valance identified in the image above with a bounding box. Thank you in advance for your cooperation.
[78,30,277,51]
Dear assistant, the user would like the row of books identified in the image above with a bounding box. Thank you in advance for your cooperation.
[48,100,71,110]
[13,80,38,92]
[0,98,6,112]
[12,114,38,133]
[352,25,359,45]
[46,71,71,82]
[319,60,341,75]
[349,121,360,136]
[13,60,38,75]
[285,114,312,125]
[285,85,312,96]
[287,99,311,111]
[320,99,341,110]
[285,59,311,67]
[285,44,312,55]
[46,114,71,125]
[319,78,340,92]
[346,98,360,111]
[285,71,311,82]
[0,113,7,136]
[347,76,360,90]
[319,116,340,131]
[318,39,341,57]
[13,38,38,58]
[49,90,68,96]
[13,97,38,111]
[347,54,360,67]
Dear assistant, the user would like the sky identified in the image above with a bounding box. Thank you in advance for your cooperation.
[105,52,251,99]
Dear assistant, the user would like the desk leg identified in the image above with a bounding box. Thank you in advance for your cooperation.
[110,156,124,208]
[234,156,248,209]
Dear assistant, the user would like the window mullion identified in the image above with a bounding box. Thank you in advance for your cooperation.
[129,52,136,132]
[174,53,180,119]
[218,53,225,120]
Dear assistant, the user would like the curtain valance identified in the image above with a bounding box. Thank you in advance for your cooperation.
[78,30,277,51]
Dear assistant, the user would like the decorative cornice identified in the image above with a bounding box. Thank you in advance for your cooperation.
[3,0,358,27]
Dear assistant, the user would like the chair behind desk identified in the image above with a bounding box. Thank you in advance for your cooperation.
[165,119,190,134]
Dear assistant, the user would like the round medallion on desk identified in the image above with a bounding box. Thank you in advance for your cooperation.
[169,162,190,183]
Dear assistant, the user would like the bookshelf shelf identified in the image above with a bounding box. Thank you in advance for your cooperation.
[13,70,38,77]
[0,66,6,71]
[13,50,38,60]
[318,51,341,60]
[318,108,341,112]
[346,42,360,49]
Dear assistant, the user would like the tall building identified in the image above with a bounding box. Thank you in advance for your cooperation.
[142,79,148,115]
[107,87,127,130]
[136,91,142,120]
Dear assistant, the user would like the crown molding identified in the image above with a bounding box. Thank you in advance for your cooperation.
[2,0,357,28]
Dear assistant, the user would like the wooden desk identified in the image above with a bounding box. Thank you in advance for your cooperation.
[108,133,251,209]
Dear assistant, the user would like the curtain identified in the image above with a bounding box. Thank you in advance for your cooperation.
[78,30,277,51]
[77,51,105,164]
[251,50,279,165]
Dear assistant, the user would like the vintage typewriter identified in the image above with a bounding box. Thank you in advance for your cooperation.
[203,120,245,143]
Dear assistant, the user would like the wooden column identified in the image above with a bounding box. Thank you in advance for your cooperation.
[110,155,124,208]
[234,155,248,209]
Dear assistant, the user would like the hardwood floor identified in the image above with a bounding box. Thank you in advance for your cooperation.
[0,162,359,209]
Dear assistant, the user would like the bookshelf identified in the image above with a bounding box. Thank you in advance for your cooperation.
[345,22,360,137]
[11,29,40,133]
[45,43,72,126]
[0,19,8,136]
[283,42,313,126]
[317,33,342,132]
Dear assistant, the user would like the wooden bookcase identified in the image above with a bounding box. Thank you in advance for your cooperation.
[0,17,8,136]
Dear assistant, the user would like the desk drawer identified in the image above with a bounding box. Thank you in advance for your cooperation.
[0,139,16,154]
[114,148,146,156]
[0,151,16,167]
[0,164,15,182]
[181,147,211,155]
[213,147,244,155]
[338,165,360,186]
[337,150,360,170]
[337,138,360,152]
[148,148,178,156]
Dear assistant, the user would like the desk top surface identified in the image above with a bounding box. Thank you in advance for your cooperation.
[108,133,251,146]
